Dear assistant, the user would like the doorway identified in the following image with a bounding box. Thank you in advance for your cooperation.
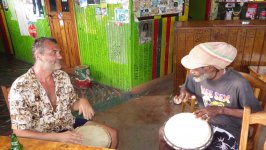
[44,0,80,68]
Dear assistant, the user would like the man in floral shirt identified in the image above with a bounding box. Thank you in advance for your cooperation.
[9,37,118,148]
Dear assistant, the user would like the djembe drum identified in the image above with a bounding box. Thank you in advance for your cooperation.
[163,113,213,150]
[75,124,111,148]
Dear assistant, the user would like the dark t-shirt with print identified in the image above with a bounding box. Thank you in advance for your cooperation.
[184,68,262,142]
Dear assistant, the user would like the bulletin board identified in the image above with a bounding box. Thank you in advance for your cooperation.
[133,0,184,18]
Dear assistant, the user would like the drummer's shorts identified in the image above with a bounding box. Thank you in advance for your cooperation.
[207,126,238,150]
[73,118,88,128]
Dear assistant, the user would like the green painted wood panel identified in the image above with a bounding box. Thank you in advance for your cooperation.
[74,4,132,90]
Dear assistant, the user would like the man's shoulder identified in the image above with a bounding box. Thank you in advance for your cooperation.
[13,69,34,84]
[226,69,250,85]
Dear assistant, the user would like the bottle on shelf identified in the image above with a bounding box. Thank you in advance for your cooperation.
[9,134,24,150]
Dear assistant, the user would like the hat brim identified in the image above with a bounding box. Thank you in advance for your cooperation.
[181,55,206,70]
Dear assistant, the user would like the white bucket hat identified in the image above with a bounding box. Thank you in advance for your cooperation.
[181,42,237,69]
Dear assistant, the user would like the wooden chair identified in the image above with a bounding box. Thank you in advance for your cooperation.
[239,72,266,109]
[0,86,11,133]
[180,95,197,112]
[180,70,198,112]
[1,86,10,111]
[239,106,266,150]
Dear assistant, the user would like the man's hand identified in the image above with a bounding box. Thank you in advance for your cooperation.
[194,106,223,121]
[72,98,95,120]
[173,88,194,104]
[78,98,94,120]
[57,130,83,144]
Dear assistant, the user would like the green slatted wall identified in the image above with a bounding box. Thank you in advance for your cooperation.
[131,21,153,87]
[4,0,50,63]
[74,4,132,90]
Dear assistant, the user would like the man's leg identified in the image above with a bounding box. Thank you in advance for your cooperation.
[207,126,238,150]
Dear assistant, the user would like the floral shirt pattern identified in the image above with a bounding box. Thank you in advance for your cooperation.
[9,68,78,132]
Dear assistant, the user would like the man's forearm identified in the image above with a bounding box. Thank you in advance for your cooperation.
[13,129,59,142]
[220,107,243,118]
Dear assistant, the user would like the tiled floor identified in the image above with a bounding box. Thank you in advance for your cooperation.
[1,54,265,150]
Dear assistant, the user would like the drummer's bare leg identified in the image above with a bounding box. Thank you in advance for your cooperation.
[85,121,118,149]
[159,126,174,150]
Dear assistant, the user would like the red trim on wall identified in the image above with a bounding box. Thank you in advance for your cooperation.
[164,17,171,75]
[205,0,211,20]
[152,19,159,79]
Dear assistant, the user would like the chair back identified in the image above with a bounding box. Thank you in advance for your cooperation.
[239,72,266,109]
[239,106,266,150]
[1,86,10,111]
[180,70,197,112]
[238,72,266,150]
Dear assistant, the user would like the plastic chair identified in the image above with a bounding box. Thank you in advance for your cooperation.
[239,106,266,150]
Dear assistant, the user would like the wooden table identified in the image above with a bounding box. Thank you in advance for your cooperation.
[0,136,114,150]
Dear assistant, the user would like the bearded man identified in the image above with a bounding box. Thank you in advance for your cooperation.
[158,42,261,150]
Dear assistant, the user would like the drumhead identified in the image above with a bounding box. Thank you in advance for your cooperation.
[163,113,213,150]
[75,125,111,148]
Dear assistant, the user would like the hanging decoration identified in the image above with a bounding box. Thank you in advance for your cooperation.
[28,22,37,38]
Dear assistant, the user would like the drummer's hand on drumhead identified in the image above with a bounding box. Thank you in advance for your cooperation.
[194,106,223,121]
[58,130,83,144]
[78,98,95,120]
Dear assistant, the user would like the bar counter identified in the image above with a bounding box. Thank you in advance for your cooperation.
[0,136,114,150]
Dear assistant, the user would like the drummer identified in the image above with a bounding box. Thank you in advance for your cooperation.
[159,42,262,149]
[8,37,118,148]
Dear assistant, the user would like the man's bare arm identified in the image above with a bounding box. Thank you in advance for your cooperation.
[13,129,83,144]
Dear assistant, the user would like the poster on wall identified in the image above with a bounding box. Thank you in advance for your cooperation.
[106,0,121,4]
[2,0,8,11]
[10,0,18,20]
[115,9,129,23]
[75,0,88,7]
[15,0,45,36]
[139,20,152,44]
[87,0,100,5]
[133,0,184,18]
[15,1,29,35]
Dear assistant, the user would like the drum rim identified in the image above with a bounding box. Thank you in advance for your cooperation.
[163,113,214,150]
[75,124,112,148]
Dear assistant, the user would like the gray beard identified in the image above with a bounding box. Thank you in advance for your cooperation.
[193,73,209,82]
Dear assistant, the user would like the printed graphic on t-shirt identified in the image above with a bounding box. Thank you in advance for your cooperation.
[201,86,231,107]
